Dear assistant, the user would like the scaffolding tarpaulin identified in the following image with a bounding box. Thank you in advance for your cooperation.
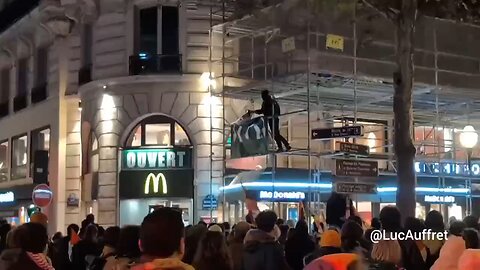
[231,116,269,158]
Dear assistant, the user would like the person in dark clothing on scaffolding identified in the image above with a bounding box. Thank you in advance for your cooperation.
[249,90,291,152]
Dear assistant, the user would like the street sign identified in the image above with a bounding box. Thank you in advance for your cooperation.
[335,182,377,194]
[32,184,53,208]
[202,194,218,210]
[334,159,378,177]
[311,126,364,140]
[336,142,370,156]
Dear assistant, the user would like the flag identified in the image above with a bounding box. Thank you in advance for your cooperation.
[231,116,269,158]
[244,187,259,223]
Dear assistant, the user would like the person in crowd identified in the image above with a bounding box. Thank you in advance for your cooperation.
[276,218,285,226]
[193,231,233,270]
[208,224,223,233]
[97,226,106,247]
[326,192,355,229]
[285,220,315,270]
[368,239,403,270]
[278,224,289,247]
[131,207,193,270]
[286,219,295,228]
[0,223,11,253]
[248,90,291,152]
[424,210,445,266]
[242,210,291,270]
[97,226,120,270]
[72,224,102,270]
[0,226,23,269]
[112,225,141,270]
[402,217,430,270]
[431,221,467,270]
[464,215,479,230]
[304,229,342,265]
[341,220,365,255]
[223,222,231,239]
[197,221,207,227]
[47,232,63,269]
[379,206,402,233]
[364,217,381,249]
[348,215,363,228]
[3,222,54,270]
[52,223,80,270]
[463,228,480,249]
[182,224,207,265]
[228,221,250,270]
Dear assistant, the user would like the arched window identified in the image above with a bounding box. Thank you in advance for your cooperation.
[125,115,191,147]
[86,132,99,173]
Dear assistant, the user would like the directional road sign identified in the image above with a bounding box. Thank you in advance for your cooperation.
[336,142,370,156]
[334,159,378,177]
[335,182,377,194]
[311,125,364,140]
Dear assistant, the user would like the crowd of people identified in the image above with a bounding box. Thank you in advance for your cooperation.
[0,202,480,269]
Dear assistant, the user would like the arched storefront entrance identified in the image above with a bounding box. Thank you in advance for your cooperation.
[119,115,194,226]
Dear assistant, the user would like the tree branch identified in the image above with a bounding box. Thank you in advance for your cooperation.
[362,0,399,21]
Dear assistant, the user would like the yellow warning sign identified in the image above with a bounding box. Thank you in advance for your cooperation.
[326,34,344,51]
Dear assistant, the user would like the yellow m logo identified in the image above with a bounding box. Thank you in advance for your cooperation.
[144,173,168,195]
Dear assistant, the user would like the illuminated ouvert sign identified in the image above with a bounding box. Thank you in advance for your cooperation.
[144,173,167,195]
[122,149,192,170]
[424,195,455,203]
[259,191,305,200]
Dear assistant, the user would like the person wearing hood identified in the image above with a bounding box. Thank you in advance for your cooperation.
[131,207,193,270]
[242,210,291,270]
[228,221,250,270]
[430,221,467,270]
[3,222,54,270]
[285,220,315,270]
[304,229,342,265]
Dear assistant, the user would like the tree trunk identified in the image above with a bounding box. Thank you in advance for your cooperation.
[394,0,417,221]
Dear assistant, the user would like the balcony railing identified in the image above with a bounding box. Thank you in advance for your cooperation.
[31,83,48,104]
[0,101,8,118]
[78,65,92,85]
[13,94,27,112]
[129,54,182,75]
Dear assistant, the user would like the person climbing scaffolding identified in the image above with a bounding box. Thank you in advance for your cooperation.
[249,90,291,152]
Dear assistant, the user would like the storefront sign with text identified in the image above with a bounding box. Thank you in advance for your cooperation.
[424,195,455,203]
[122,148,192,170]
[0,192,14,203]
[259,191,305,201]
[415,161,480,177]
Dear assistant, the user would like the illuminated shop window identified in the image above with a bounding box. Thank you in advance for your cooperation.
[126,115,191,147]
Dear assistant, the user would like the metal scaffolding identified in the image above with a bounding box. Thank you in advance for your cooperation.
[208,0,480,221]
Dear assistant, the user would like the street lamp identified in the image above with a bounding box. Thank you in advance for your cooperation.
[459,125,478,216]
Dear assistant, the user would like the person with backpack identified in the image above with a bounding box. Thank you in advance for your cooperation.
[72,224,102,270]
[248,90,291,152]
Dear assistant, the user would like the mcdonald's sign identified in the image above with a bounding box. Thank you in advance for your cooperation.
[119,170,194,199]
[144,173,168,195]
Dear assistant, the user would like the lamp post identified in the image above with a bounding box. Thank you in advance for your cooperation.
[460,125,478,216]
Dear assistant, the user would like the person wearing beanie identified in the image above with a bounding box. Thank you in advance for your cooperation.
[228,222,251,270]
[304,229,342,265]
[242,210,290,270]
[30,212,48,228]
[208,224,223,233]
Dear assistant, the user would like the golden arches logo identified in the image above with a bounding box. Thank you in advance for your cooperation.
[144,173,168,195]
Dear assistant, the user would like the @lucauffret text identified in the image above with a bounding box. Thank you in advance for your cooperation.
[370,229,448,244]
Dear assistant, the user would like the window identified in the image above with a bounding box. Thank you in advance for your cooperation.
[17,58,28,96]
[30,128,50,176]
[35,47,48,86]
[90,133,99,173]
[12,134,27,179]
[81,24,93,67]
[135,5,179,55]
[145,123,171,146]
[0,141,7,181]
[126,115,191,147]
[0,68,9,104]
